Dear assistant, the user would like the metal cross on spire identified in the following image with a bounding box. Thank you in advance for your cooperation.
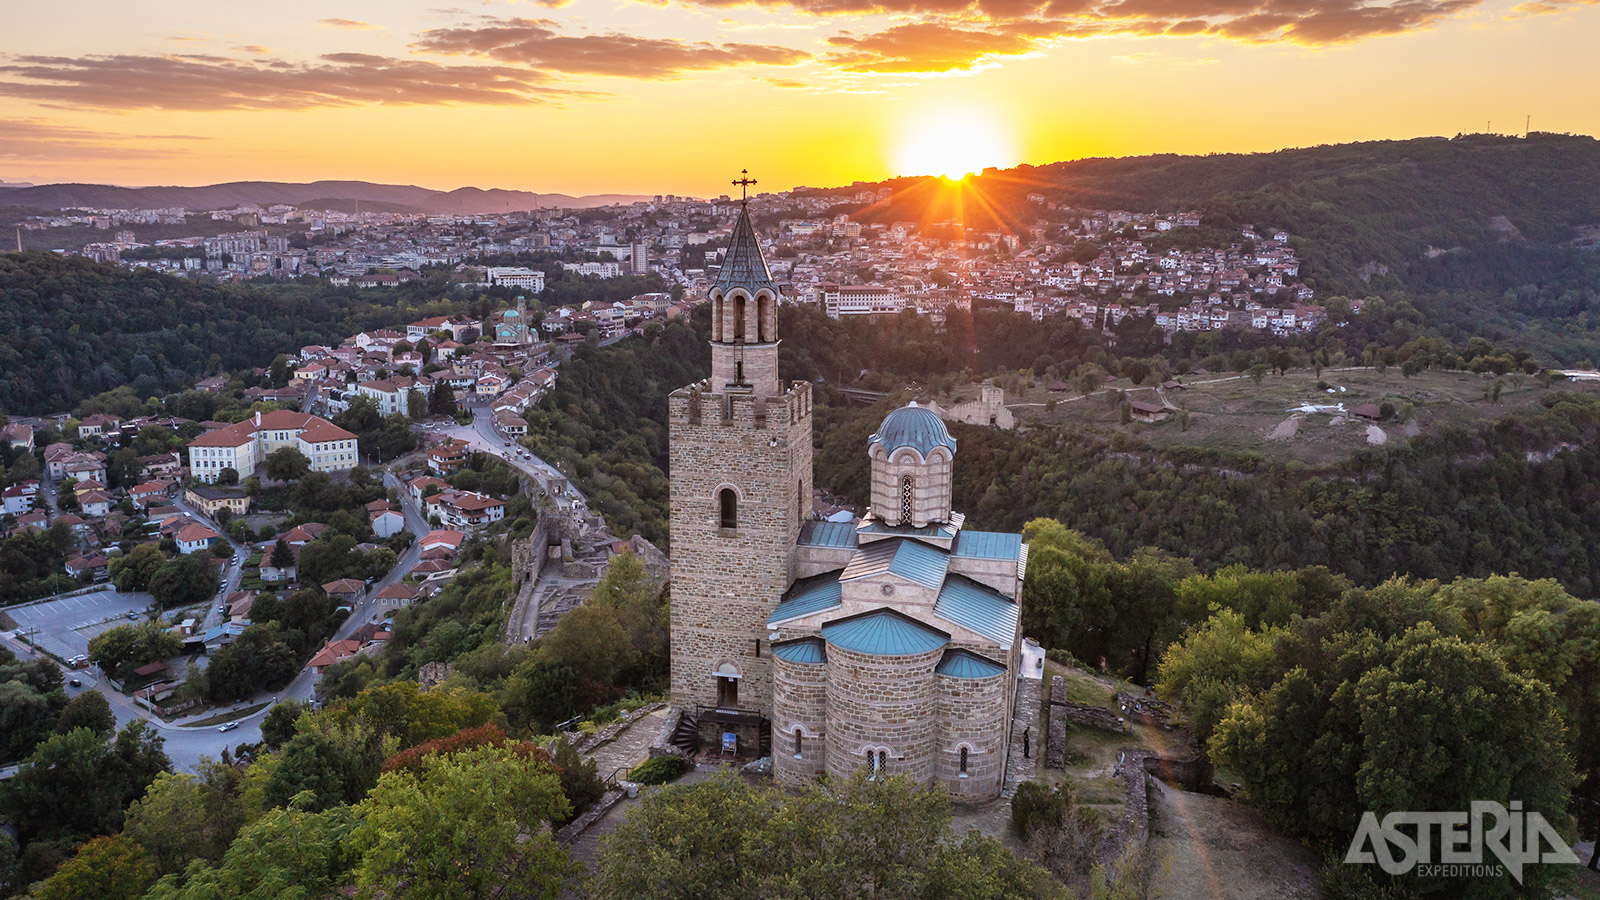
[732,169,757,204]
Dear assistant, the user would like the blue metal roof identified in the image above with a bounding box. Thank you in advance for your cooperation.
[935,649,1007,679]
[868,403,957,457]
[772,637,827,664]
[857,520,957,540]
[822,609,948,657]
[934,575,1020,647]
[951,530,1023,561]
[714,205,776,295]
[840,538,948,590]
[768,571,843,625]
[799,520,858,550]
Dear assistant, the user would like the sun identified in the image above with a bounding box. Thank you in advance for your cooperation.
[893,111,1016,180]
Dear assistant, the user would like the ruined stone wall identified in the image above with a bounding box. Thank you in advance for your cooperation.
[823,643,940,785]
[510,517,551,588]
[1051,700,1127,733]
[668,381,813,715]
[934,670,1007,799]
[771,655,828,787]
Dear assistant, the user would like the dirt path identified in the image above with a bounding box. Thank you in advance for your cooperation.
[1148,781,1320,900]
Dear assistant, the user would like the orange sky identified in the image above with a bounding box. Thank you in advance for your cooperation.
[2,0,1596,195]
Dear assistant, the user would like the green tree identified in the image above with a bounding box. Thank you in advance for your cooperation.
[54,690,115,737]
[141,797,357,900]
[407,388,427,421]
[262,447,311,482]
[589,770,1060,900]
[263,721,389,812]
[88,622,183,681]
[123,761,248,876]
[217,467,239,486]
[0,721,169,842]
[335,681,498,750]
[33,834,156,900]
[205,626,298,703]
[0,680,60,764]
[260,699,305,751]
[268,538,294,571]
[428,382,457,416]
[149,553,218,609]
[500,658,580,736]
[346,745,578,900]
[538,603,635,707]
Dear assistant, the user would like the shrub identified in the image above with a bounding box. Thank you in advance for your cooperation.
[1012,781,1069,839]
[628,756,689,786]
[549,736,605,824]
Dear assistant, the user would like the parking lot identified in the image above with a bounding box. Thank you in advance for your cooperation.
[5,588,155,662]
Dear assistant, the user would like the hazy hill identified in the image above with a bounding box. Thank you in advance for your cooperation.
[3,179,649,214]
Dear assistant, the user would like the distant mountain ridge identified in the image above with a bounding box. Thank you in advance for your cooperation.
[2,179,650,214]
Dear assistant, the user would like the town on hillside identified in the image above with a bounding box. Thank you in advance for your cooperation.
[30,187,1332,343]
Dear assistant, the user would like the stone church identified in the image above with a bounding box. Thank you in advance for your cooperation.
[667,193,1033,800]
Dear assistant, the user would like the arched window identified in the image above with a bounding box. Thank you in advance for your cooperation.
[865,748,875,777]
[900,475,914,524]
[959,747,969,777]
[734,296,747,341]
[758,295,773,341]
[794,730,804,760]
[879,750,888,776]
[719,488,738,529]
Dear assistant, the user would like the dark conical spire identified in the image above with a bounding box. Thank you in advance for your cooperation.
[715,203,776,295]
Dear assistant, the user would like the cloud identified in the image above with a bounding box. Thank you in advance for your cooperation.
[318,18,381,30]
[413,16,809,78]
[0,53,588,111]
[0,117,210,160]
[825,22,1038,72]
[653,0,1490,73]
[1507,0,1598,15]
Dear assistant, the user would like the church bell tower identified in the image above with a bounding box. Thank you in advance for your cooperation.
[667,173,813,726]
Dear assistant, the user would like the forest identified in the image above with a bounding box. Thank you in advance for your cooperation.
[1023,519,1599,899]
[519,303,1600,593]
[0,253,477,414]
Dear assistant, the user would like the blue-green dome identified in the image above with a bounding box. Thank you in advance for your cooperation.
[869,402,956,457]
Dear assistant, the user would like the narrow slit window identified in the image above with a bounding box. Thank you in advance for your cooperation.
[719,488,737,529]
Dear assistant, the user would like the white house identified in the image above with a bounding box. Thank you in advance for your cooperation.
[370,508,405,538]
[176,523,219,554]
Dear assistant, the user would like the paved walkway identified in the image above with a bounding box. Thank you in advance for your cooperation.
[588,708,667,785]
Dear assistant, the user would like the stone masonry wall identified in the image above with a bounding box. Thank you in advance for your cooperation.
[868,446,952,528]
[668,381,813,716]
[824,643,941,784]
[934,670,1007,799]
[772,654,828,787]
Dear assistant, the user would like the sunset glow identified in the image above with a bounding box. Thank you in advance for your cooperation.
[894,113,1017,180]
[0,2,1596,193]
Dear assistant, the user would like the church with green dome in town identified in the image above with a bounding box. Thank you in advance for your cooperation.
[665,187,1038,800]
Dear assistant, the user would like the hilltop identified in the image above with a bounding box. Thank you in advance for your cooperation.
[0,179,649,215]
[824,133,1600,285]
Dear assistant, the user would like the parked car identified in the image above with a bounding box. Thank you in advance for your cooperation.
[68,677,82,687]
[218,721,239,733]
[126,611,139,620]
